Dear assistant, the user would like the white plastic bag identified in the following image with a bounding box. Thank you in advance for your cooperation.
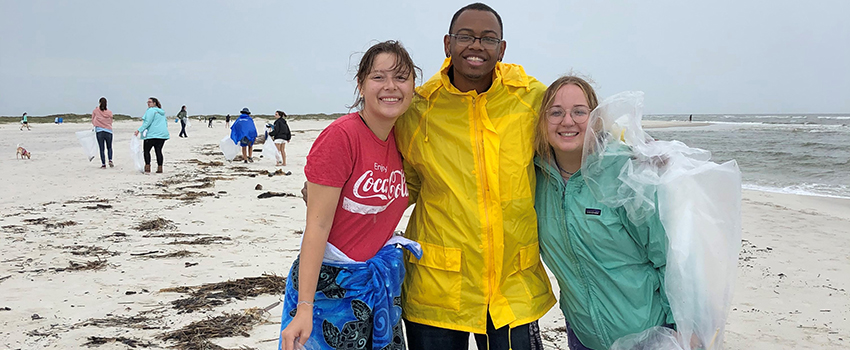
[293,337,322,350]
[75,130,98,162]
[219,136,240,161]
[129,135,145,173]
[263,136,283,164]
[583,92,742,350]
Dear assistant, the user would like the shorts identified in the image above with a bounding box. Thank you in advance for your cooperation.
[239,137,254,147]
[274,139,289,144]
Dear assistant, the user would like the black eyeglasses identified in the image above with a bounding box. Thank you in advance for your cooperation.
[546,106,591,124]
[448,34,502,49]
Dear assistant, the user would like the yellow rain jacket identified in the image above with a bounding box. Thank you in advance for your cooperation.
[395,58,556,333]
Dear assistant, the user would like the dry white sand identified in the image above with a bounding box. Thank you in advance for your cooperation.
[1,119,847,349]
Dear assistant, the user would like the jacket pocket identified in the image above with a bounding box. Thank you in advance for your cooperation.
[516,242,553,299]
[406,242,462,311]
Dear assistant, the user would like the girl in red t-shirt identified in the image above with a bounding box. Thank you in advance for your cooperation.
[280,41,421,350]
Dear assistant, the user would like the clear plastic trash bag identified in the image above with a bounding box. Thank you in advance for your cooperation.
[293,337,322,350]
[263,136,283,163]
[582,92,742,350]
[75,129,98,162]
[219,136,240,161]
[129,135,145,173]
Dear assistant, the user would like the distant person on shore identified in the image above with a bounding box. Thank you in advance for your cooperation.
[230,108,257,163]
[92,97,115,169]
[134,97,169,174]
[225,114,231,128]
[269,110,292,166]
[20,112,30,131]
[178,105,188,138]
[689,114,693,122]
[208,115,216,128]
[279,40,420,350]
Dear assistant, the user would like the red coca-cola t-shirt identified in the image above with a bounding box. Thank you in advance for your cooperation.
[304,112,409,261]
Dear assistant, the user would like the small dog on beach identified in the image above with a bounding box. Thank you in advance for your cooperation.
[16,145,31,160]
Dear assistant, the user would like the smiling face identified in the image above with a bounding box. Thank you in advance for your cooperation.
[547,84,591,157]
[444,9,505,92]
[358,52,415,123]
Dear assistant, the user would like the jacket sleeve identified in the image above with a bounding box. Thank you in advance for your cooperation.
[138,109,154,133]
[268,121,279,138]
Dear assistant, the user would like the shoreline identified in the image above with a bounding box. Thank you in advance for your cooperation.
[1,120,848,349]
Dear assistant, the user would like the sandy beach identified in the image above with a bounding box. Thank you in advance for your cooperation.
[1,119,848,349]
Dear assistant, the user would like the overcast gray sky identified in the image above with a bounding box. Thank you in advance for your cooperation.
[1,0,848,117]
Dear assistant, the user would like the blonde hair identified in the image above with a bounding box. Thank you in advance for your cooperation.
[533,75,599,165]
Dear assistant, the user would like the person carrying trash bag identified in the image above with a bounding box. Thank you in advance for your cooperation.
[269,110,292,166]
[230,108,258,163]
[134,97,170,174]
[91,97,115,168]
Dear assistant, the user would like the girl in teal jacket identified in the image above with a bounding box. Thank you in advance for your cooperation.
[532,76,674,350]
[134,97,169,173]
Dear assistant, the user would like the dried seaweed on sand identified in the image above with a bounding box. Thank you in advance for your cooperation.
[153,191,216,201]
[46,220,78,229]
[65,197,110,204]
[132,250,199,259]
[64,245,120,257]
[158,308,265,349]
[78,309,163,330]
[134,218,177,231]
[52,258,108,272]
[256,191,297,199]
[23,217,48,225]
[160,275,286,313]
[83,204,113,210]
[168,236,231,245]
[187,159,224,167]
[142,232,201,238]
[83,336,153,348]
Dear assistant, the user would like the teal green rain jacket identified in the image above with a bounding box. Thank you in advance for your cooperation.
[534,151,674,350]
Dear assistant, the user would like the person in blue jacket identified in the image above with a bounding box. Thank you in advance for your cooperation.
[134,97,170,173]
[230,107,258,163]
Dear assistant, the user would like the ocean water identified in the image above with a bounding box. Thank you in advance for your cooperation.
[643,114,850,199]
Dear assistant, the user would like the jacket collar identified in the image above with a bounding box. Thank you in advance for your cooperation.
[417,57,534,100]
[533,155,562,179]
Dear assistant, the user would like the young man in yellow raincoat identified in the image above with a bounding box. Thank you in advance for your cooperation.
[394,3,556,349]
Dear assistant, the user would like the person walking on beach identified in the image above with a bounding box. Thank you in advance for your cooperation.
[177,105,189,138]
[533,76,675,350]
[230,108,257,163]
[134,97,169,174]
[269,110,292,166]
[91,97,115,169]
[225,114,231,128]
[393,3,555,349]
[279,40,420,350]
[20,112,30,131]
[208,115,216,128]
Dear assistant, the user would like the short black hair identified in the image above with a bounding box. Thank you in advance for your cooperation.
[448,3,503,38]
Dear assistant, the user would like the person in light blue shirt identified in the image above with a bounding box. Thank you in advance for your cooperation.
[134,97,169,173]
